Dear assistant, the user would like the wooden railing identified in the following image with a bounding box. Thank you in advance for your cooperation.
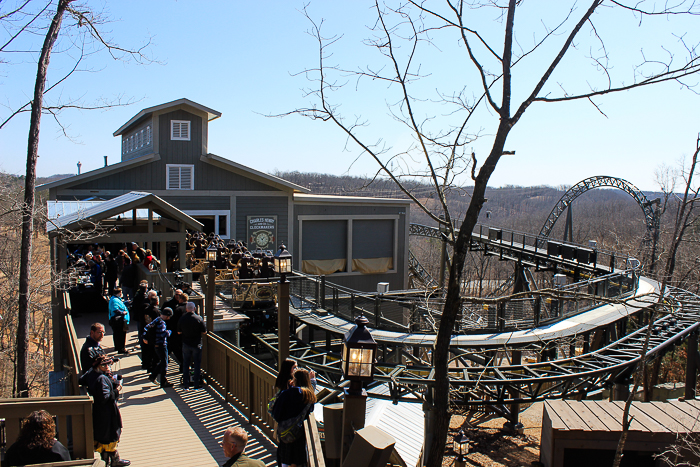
[0,397,95,460]
[203,333,278,439]
[14,460,105,467]
[304,413,325,467]
[65,314,82,396]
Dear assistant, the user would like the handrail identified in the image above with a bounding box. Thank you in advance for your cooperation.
[304,413,326,467]
[280,269,639,335]
[65,313,82,395]
[202,333,277,439]
[0,397,94,460]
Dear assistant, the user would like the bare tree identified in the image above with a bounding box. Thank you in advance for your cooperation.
[7,0,151,397]
[280,1,700,465]
[614,134,700,467]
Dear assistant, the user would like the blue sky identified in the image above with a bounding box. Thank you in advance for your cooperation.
[1,0,699,192]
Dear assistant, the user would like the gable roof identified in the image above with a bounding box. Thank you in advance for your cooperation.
[201,153,311,193]
[37,153,160,191]
[113,98,221,136]
[47,191,203,233]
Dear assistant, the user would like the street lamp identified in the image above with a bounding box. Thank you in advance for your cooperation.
[341,314,377,395]
[340,314,377,461]
[453,430,469,467]
[274,245,292,368]
[206,243,217,332]
[273,245,292,280]
[206,243,218,262]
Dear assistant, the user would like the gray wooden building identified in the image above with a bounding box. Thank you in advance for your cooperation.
[41,98,409,291]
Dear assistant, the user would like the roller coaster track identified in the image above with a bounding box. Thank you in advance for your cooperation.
[538,175,659,239]
[255,287,699,406]
[246,221,698,408]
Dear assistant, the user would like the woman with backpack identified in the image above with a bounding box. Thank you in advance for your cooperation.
[271,368,316,467]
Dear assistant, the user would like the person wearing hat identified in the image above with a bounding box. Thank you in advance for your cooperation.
[143,307,173,388]
[80,355,130,466]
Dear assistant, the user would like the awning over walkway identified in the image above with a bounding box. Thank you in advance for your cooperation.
[47,191,201,233]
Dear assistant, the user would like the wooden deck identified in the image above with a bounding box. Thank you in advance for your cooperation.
[73,314,276,466]
[541,399,700,467]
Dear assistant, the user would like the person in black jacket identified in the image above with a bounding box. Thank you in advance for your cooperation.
[271,368,317,467]
[80,355,130,466]
[168,293,187,371]
[104,253,118,296]
[119,257,140,301]
[130,281,149,349]
[4,410,71,466]
[80,323,106,376]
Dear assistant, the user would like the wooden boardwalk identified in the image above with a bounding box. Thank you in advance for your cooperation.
[74,314,276,466]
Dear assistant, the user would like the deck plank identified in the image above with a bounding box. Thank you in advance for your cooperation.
[75,315,276,466]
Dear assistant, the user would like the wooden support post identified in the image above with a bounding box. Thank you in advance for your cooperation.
[375,296,381,329]
[510,350,521,425]
[278,277,290,369]
[320,275,326,310]
[159,240,167,274]
[686,332,699,400]
[206,266,215,333]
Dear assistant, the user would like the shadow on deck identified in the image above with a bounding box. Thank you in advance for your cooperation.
[72,313,276,466]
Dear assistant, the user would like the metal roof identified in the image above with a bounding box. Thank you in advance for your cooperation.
[46,191,202,233]
[48,200,161,222]
[114,98,221,136]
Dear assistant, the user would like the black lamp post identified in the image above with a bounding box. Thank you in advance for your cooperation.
[340,314,377,460]
[273,244,292,281]
[274,245,292,368]
[206,243,217,332]
[453,429,469,467]
[341,314,377,395]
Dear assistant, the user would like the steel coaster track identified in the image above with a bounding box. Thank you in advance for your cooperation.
[409,222,631,276]
[253,287,700,405]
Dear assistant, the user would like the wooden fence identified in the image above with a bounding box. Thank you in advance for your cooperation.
[0,397,95,461]
[203,333,278,439]
[202,333,326,466]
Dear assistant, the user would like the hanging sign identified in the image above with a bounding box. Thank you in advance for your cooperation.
[247,215,277,250]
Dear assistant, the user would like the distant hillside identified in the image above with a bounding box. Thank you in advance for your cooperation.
[37,173,74,186]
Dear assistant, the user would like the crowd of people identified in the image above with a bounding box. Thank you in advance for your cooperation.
[66,242,160,297]
[187,232,277,280]
[8,303,316,467]
[4,236,320,466]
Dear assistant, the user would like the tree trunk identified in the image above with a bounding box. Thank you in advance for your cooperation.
[16,0,70,398]
[427,118,512,466]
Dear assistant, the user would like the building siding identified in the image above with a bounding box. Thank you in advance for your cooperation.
[161,196,230,211]
[293,202,409,292]
[236,196,290,246]
[121,117,154,161]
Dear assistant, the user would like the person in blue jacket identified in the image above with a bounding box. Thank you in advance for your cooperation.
[143,307,173,388]
[108,287,130,354]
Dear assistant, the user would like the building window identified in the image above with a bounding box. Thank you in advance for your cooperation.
[298,215,399,276]
[146,125,152,145]
[166,164,194,190]
[171,120,190,141]
[187,211,230,239]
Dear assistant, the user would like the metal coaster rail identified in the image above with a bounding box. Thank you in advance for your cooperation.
[232,222,699,407]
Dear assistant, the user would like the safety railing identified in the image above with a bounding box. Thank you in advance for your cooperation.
[304,413,326,467]
[283,268,639,335]
[203,333,277,439]
[0,396,95,461]
[470,223,636,272]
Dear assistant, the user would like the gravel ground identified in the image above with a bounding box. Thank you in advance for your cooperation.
[441,402,544,467]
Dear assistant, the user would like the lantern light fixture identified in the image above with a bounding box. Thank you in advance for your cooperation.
[206,243,218,263]
[341,314,377,395]
[453,429,469,464]
[274,244,292,276]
